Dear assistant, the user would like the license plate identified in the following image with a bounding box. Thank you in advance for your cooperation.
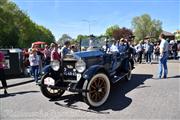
[44,77,55,86]
[64,71,76,76]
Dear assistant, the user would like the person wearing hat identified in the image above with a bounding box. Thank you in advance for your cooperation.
[29,49,40,84]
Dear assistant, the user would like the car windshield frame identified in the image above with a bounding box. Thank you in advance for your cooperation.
[80,37,112,50]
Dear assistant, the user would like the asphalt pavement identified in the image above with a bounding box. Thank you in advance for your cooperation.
[0,60,180,120]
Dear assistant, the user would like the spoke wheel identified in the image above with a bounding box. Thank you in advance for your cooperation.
[125,62,132,81]
[85,73,110,107]
[40,75,65,99]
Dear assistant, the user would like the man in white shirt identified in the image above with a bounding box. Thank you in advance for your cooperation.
[110,41,119,52]
[158,33,169,79]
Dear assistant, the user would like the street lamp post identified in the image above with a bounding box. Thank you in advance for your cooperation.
[82,19,96,35]
[82,19,91,34]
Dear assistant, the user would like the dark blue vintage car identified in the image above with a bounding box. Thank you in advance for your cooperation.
[40,36,134,107]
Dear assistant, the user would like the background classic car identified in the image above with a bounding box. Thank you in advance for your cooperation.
[40,36,134,107]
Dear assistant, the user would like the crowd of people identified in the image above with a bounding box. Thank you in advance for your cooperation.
[134,38,179,64]
[135,38,157,64]
[26,41,76,84]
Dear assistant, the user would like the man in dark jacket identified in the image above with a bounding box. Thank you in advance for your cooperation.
[172,42,178,60]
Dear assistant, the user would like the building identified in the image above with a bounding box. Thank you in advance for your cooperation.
[161,31,175,41]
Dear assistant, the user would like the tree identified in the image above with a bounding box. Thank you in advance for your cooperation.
[131,14,162,42]
[0,0,55,48]
[105,25,120,37]
[57,34,72,44]
[112,27,133,40]
[75,34,88,42]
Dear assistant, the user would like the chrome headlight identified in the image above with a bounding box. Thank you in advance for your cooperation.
[51,60,60,71]
[75,59,86,73]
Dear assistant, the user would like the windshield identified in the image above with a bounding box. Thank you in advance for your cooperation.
[80,37,108,51]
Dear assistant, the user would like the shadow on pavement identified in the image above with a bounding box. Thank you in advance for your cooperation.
[167,75,180,79]
[152,75,180,80]
[0,90,39,98]
[0,79,34,89]
[53,73,153,113]
[91,73,153,111]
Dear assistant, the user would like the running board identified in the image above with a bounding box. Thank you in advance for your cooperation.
[111,73,128,83]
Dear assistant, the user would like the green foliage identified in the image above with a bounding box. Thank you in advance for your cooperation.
[0,0,55,48]
[105,25,120,37]
[76,34,88,42]
[57,34,72,45]
[175,32,180,41]
[112,27,133,40]
[131,14,162,43]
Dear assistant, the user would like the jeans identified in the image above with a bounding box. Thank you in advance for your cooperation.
[31,65,39,82]
[173,51,177,60]
[158,52,168,78]
[137,51,143,63]
[146,52,152,63]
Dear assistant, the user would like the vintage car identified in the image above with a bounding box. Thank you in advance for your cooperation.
[40,36,134,107]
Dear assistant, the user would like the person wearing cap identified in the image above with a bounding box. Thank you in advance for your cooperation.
[0,51,8,94]
[29,49,40,84]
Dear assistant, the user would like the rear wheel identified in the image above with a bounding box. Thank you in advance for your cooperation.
[125,62,132,81]
[40,75,65,99]
[84,73,110,107]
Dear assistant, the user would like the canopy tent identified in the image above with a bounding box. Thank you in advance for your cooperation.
[32,41,47,45]
[161,31,175,40]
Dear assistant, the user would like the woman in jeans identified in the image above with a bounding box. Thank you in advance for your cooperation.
[29,49,40,84]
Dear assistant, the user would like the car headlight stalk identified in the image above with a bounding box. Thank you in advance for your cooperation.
[75,59,86,73]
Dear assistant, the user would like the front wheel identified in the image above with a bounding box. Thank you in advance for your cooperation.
[125,62,132,81]
[84,73,110,107]
[40,75,65,99]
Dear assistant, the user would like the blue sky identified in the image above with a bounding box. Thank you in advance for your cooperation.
[12,0,180,40]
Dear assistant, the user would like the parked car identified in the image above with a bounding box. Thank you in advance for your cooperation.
[39,36,134,107]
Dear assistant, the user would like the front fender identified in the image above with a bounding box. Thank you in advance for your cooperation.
[82,65,108,81]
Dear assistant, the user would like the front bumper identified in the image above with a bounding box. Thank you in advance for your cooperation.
[39,84,89,93]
